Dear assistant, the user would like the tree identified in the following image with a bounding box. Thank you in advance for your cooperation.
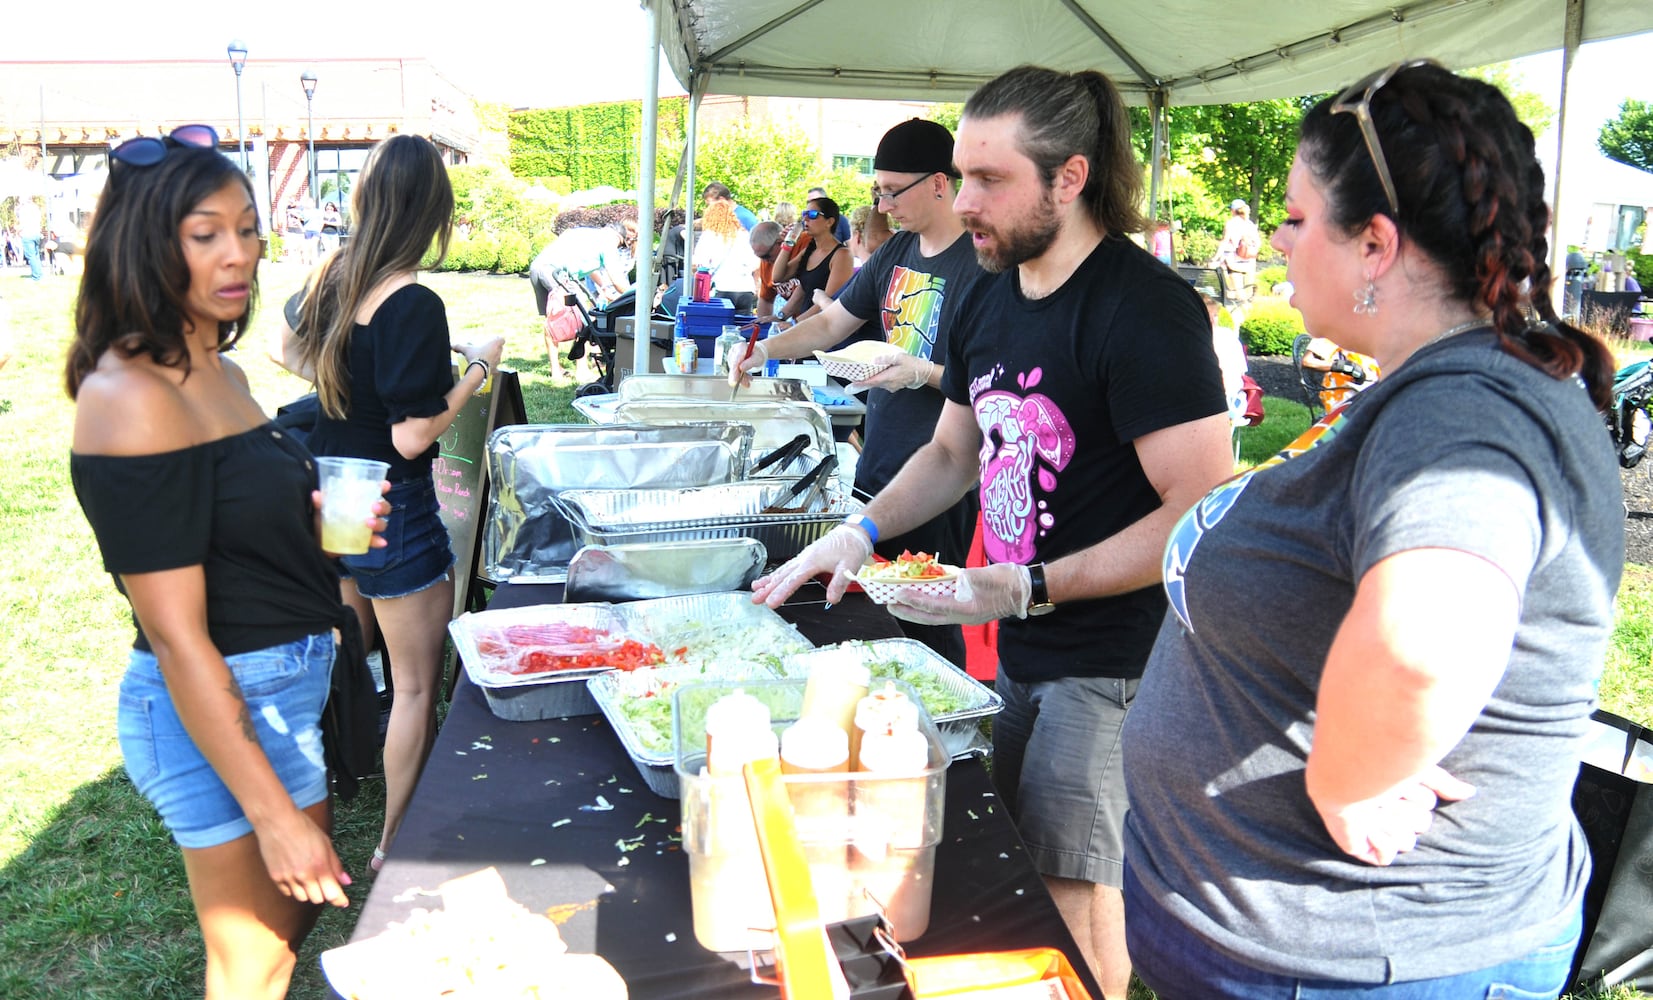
[1464,63,1555,139]
[1165,98,1311,231]
[694,119,823,216]
[1599,99,1653,174]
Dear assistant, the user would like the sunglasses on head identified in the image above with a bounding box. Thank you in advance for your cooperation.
[802,208,824,220]
[110,124,220,168]
[1328,60,1436,217]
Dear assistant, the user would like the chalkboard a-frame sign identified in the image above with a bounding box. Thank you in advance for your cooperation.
[432,365,525,619]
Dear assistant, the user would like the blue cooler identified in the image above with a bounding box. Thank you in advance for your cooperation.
[674,298,736,360]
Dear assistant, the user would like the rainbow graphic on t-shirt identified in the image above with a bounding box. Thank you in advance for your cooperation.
[1163,404,1352,631]
[881,265,947,358]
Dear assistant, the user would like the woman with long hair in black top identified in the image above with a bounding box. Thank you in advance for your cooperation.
[67,129,381,999]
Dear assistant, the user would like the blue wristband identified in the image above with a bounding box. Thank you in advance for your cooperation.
[844,513,879,546]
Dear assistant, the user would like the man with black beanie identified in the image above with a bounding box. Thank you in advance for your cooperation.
[730,118,983,667]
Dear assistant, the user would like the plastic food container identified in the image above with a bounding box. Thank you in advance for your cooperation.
[778,639,1002,760]
[673,678,948,952]
[449,603,637,720]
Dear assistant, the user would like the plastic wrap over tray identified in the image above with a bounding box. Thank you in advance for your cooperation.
[449,603,634,720]
[482,422,753,583]
[617,374,811,404]
[778,639,1003,760]
[563,538,767,604]
[554,482,863,564]
[587,593,816,797]
[611,399,833,477]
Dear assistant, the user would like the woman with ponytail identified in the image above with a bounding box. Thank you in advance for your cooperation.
[282,135,502,874]
[1122,62,1622,998]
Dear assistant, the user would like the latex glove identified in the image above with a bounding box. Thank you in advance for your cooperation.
[1312,765,1476,866]
[887,563,1031,626]
[454,335,506,369]
[752,524,873,609]
[848,352,935,393]
[727,339,770,387]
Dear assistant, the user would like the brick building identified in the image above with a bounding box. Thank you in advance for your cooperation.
[0,56,493,231]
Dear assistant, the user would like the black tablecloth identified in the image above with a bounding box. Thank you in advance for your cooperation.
[345,582,1100,999]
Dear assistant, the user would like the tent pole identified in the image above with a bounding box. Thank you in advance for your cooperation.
[1549,0,1584,317]
[634,0,664,380]
[1147,90,1167,227]
[683,79,702,300]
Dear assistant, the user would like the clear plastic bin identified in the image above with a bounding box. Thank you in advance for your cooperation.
[672,678,948,954]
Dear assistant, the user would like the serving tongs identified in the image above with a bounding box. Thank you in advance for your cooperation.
[751,433,813,477]
[761,454,838,514]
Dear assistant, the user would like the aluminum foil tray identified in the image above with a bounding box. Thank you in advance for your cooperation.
[482,422,753,583]
[612,398,833,476]
[555,484,863,564]
[777,639,1004,760]
[617,374,811,404]
[563,538,767,604]
[449,603,631,720]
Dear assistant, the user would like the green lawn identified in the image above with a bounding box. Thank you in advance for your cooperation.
[1,265,1647,999]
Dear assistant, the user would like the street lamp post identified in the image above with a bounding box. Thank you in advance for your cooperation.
[227,40,248,173]
[300,70,317,206]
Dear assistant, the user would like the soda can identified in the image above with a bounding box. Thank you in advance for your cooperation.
[673,337,700,372]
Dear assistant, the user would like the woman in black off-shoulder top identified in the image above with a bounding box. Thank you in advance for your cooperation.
[64,131,384,1000]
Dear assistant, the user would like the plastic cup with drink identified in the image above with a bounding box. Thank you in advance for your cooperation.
[316,457,390,555]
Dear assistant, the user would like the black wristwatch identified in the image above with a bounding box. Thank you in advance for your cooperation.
[1027,562,1056,617]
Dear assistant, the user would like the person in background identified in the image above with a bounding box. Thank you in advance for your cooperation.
[749,219,811,324]
[847,205,892,265]
[282,134,504,877]
[696,199,758,312]
[770,196,853,327]
[1122,61,1623,1000]
[1216,198,1260,300]
[771,201,798,231]
[320,201,342,257]
[66,127,374,999]
[527,221,634,313]
[300,198,322,266]
[702,181,758,230]
[1151,218,1174,265]
[18,196,43,280]
[808,185,853,243]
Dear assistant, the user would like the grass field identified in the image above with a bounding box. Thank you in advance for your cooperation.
[0,263,1647,999]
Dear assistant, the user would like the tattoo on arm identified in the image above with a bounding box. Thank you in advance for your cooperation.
[226,676,257,743]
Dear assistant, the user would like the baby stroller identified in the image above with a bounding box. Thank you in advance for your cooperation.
[548,270,616,398]
[1291,334,1380,419]
[1609,358,1653,470]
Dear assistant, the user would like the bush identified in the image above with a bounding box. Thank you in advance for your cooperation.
[436,234,465,272]
[496,231,531,274]
[1178,229,1219,264]
[1239,300,1305,356]
[529,227,557,257]
[1256,264,1288,293]
[1627,248,1653,291]
[460,231,500,272]
[265,231,285,262]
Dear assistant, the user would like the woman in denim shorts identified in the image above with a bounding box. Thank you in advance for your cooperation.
[68,133,384,998]
[283,135,503,873]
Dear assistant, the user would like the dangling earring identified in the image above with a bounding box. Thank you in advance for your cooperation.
[1353,273,1378,315]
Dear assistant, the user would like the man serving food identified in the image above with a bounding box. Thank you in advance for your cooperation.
[746,66,1233,999]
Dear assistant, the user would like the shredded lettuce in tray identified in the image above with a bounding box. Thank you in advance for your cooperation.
[775,642,981,718]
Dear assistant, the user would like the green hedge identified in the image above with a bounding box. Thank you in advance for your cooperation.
[497,232,532,275]
[1256,264,1288,293]
[1240,300,1306,356]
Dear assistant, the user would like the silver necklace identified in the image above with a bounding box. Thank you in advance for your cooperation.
[1416,317,1489,353]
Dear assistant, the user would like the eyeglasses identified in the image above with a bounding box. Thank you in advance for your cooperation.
[872,173,931,205]
[802,208,824,220]
[1328,60,1435,217]
[110,124,220,168]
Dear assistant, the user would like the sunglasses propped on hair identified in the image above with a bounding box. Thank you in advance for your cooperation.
[110,124,220,168]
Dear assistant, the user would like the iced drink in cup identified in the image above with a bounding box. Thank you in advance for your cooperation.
[316,457,389,554]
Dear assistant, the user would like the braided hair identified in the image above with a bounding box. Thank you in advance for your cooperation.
[963,65,1146,237]
[1299,63,1614,409]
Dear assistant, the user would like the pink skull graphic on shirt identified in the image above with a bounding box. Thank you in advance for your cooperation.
[974,367,1077,564]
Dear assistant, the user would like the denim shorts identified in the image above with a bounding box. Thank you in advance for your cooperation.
[991,673,1138,887]
[337,476,454,599]
[1123,864,1581,1000]
[117,632,335,849]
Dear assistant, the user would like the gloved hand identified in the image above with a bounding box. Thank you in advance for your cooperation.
[752,524,873,609]
[887,563,1032,626]
[727,339,770,387]
[848,352,935,393]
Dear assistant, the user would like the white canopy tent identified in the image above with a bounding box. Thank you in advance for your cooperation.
[625,0,1653,370]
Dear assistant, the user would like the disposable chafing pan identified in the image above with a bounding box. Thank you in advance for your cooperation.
[553,482,862,563]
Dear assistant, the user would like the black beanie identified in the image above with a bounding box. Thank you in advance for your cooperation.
[873,119,959,178]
